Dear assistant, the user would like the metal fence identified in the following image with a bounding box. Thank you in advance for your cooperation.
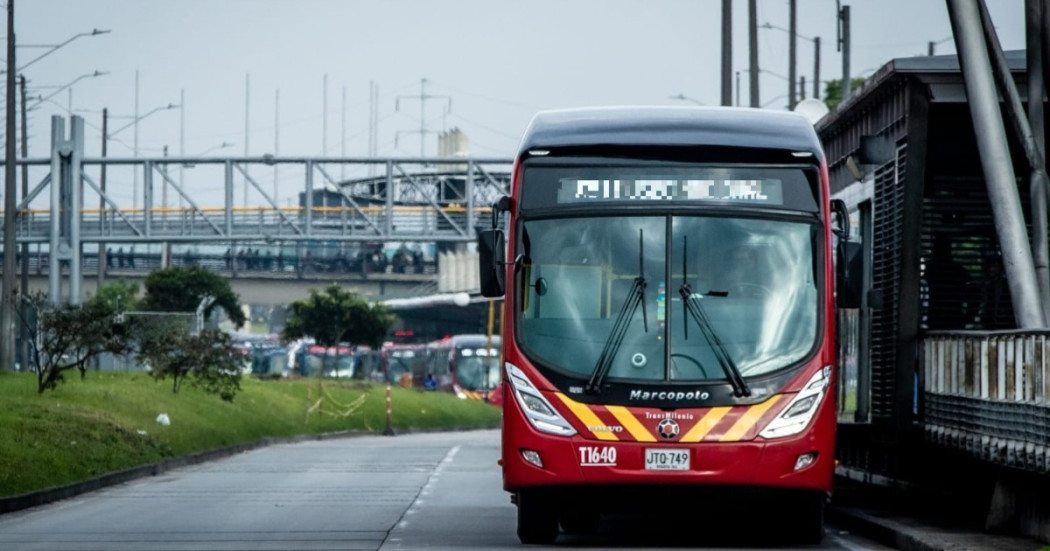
[96,311,197,372]
[923,331,1050,474]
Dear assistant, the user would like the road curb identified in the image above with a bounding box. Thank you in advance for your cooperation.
[829,506,945,551]
[0,429,372,516]
[0,426,494,516]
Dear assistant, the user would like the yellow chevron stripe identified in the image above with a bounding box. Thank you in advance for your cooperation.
[555,393,619,441]
[720,396,783,442]
[605,405,657,442]
[680,406,732,442]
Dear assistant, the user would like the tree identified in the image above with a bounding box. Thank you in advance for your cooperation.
[141,266,246,328]
[282,285,396,374]
[139,329,242,401]
[823,77,868,110]
[19,292,134,393]
[88,279,141,314]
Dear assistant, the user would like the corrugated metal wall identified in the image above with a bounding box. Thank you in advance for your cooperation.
[871,147,906,422]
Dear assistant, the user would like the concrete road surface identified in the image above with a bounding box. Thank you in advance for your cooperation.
[0,429,890,550]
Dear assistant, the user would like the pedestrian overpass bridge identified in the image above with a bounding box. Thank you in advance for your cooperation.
[4,115,511,304]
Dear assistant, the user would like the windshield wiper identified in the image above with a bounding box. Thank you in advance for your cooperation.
[586,229,648,394]
[678,237,751,397]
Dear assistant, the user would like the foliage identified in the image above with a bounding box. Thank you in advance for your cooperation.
[141,265,246,328]
[823,77,869,110]
[0,372,501,498]
[18,292,135,394]
[282,285,396,349]
[138,329,243,401]
[88,280,141,314]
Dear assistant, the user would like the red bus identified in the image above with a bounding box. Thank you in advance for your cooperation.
[423,334,502,402]
[478,106,859,544]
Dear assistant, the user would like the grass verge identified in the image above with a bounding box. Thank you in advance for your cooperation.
[0,371,501,498]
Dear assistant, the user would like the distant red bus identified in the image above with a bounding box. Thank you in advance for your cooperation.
[478,107,859,544]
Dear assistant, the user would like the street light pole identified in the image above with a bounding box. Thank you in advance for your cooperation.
[15,28,109,73]
[668,93,704,105]
[788,0,797,109]
[748,0,759,107]
[105,101,180,211]
[3,0,17,371]
[27,70,108,110]
[760,22,822,104]
[721,0,732,106]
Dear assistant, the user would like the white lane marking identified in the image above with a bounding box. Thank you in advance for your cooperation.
[383,445,462,541]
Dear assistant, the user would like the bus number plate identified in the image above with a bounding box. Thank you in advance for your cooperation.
[645,448,690,471]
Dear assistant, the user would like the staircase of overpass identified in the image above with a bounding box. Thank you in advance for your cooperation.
[4,115,512,302]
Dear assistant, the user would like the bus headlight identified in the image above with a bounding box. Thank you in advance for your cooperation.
[759,366,830,439]
[506,363,577,437]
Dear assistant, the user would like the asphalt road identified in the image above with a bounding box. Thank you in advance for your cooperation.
[0,430,891,550]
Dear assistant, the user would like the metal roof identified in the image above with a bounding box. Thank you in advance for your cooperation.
[818,50,1027,131]
[518,106,824,157]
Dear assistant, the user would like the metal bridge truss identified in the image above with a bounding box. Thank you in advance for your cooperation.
[10,116,512,246]
[4,115,512,301]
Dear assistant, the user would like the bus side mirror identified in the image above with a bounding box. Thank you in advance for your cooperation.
[836,240,863,308]
[478,229,505,297]
[831,199,863,308]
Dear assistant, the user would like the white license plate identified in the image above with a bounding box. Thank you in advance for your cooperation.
[644,448,690,471]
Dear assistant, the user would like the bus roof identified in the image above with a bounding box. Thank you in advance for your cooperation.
[518,106,823,160]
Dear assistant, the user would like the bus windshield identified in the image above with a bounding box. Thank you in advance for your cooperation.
[518,212,818,383]
[455,348,501,391]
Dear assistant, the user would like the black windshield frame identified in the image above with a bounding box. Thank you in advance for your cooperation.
[511,158,826,408]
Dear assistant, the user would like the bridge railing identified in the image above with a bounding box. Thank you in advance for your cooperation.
[923,331,1050,475]
[5,153,513,243]
[13,204,496,243]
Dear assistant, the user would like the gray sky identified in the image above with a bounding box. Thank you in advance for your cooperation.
[16,0,1026,207]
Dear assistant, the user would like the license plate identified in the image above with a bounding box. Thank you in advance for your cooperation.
[645,448,690,471]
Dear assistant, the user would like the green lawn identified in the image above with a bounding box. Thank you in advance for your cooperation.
[0,371,501,498]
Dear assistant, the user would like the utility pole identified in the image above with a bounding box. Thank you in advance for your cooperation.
[813,36,821,99]
[99,108,107,288]
[322,73,328,157]
[735,71,741,107]
[19,74,29,371]
[179,88,185,211]
[244,73,250,208]
[721,0,732,106]
[133,70,139,209]
[748,0,759,107]
[2,0,17,371]
[341,85,346,180]
[788,0,797,109]
[274,88,280,204]
[395,78,449,158]
[839,4,852,100]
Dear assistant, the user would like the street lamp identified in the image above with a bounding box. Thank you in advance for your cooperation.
[668,93,705,106]
[760,21,822,102]
[106,103,179,139]
[762,94,789,109]
[927,36,953,56]
[15,28,110,73]
[26,70,107,111]
[105,102,180,210]
[196,141,235,157]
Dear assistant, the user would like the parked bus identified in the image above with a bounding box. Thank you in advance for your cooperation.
[381,343,427,386]
[422,334,502,402]
[478,106,859,544]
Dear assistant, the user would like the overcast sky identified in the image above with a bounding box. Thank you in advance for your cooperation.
[14,0,1026,208]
